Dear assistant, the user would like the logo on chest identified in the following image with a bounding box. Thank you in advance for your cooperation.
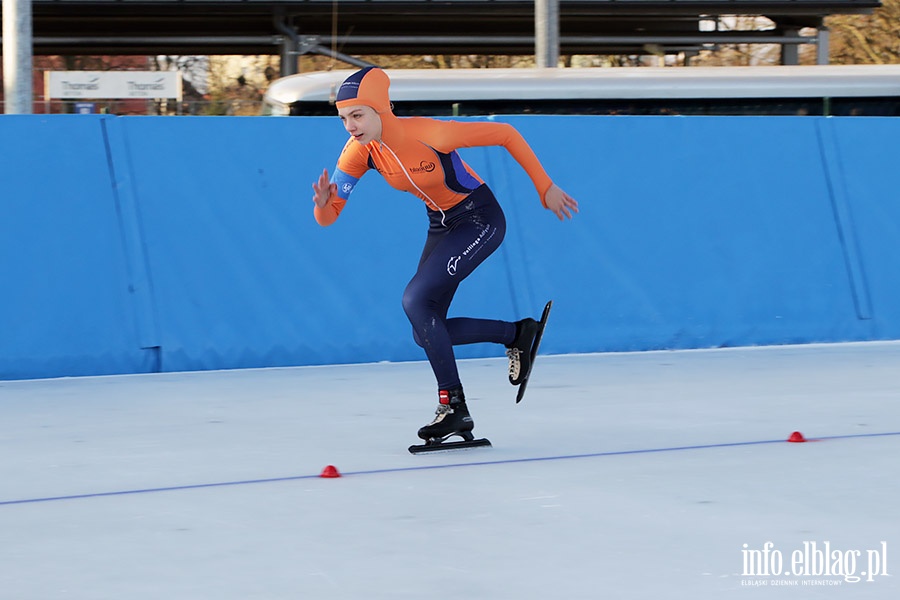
[408,161,437,174]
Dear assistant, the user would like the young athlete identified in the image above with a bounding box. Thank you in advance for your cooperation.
[312,67,578,444]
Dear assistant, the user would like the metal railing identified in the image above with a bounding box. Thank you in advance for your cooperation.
[1,99,265,116]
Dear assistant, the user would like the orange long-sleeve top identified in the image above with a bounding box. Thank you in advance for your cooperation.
[314,115,554,227]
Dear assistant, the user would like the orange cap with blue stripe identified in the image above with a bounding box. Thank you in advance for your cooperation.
[335,67,393,114]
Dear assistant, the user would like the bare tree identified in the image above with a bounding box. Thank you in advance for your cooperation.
[688,16,782,67]
[204,55,280,115]
[826,0,900,64]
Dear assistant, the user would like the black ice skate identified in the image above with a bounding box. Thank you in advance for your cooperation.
[509,300,553,404]
[409,388,491,454]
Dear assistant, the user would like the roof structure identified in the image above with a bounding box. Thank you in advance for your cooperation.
[14,0,883,68]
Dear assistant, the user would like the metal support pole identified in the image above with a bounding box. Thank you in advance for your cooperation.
[2,0,33,113]
[279,37,297,77]
[781,28,800,65]
[273,9,299,77]
[816,27,830,65]
[535,0,559,68]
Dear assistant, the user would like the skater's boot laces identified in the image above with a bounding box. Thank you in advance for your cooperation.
[426,403,452,426]
[506,347,523,381]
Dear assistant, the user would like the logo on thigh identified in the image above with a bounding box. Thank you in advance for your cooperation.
[447,255,461,276]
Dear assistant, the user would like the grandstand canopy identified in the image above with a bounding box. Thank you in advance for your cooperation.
[19,0,882,64]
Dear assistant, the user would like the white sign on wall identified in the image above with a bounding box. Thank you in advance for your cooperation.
[46,71,183,100]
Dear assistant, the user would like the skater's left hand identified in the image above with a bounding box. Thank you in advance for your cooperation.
[544,184,579,221]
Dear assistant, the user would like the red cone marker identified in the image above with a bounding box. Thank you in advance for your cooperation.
[320,465,341,478]
[787,431,807,443]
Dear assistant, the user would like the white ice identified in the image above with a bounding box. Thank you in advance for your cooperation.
[1,342,898,599]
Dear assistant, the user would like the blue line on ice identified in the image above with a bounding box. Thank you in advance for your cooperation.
[2,431,897,507]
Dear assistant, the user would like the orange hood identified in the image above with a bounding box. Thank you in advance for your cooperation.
[334,67,393,115]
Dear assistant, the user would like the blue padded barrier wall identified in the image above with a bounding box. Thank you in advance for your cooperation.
[0,116,156,378]
[820,118,900,337]
[500,115,875,355]
[1,114,898,380]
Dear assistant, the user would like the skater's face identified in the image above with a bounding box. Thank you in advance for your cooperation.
[338,104,382,145]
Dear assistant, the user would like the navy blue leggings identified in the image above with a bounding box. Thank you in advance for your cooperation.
[402,185,517,390]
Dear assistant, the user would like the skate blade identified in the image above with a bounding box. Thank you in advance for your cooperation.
[408,437,492,455]
[516,300,553,404]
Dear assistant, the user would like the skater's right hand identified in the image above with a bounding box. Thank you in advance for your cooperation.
[312,168,337,208]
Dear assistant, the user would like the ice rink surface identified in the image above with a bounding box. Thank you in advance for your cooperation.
[1,341,898,599]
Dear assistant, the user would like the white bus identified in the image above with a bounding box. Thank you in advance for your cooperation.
[261,65,900,117]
